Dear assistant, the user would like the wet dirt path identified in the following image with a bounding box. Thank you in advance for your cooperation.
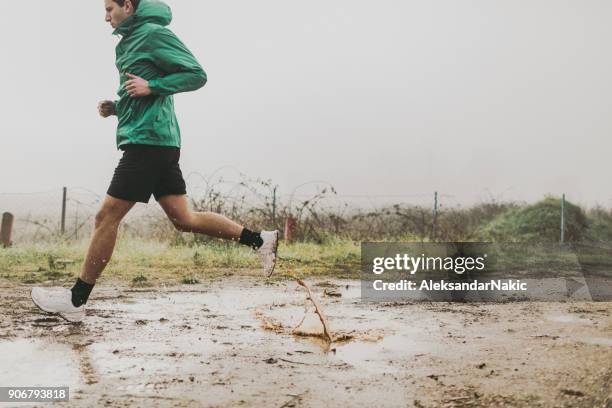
[0,277,610,407]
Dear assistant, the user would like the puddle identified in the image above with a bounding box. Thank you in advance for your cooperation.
[86,342,221,394]
[332,333,432,374]
[248,280,439,370]
[0,338,82,387]
[92,291,244,371]
[577,337,612,347]
[2,278,611,407]
[546,314,592,324]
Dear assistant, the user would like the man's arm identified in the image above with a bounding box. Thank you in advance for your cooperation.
[146,28,207,96]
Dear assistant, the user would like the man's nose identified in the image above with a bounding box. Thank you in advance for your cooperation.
[105,14,111,22]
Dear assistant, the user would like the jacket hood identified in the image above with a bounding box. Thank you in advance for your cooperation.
[113,0,172,36]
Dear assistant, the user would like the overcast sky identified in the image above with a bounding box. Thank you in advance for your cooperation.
[1,0,611,207]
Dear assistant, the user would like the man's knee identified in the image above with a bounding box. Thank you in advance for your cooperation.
[94,206,126,229]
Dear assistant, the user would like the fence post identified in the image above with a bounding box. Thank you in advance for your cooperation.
[1,212,14,248]
[284,216,297,244]
[75,201,79,241]
[431,191,438,241]
[560,193,565,244]
[272,185,277,228]
[61,187,67,235]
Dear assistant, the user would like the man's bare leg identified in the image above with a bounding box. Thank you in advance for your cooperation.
[157,195,243,240]
[158,194,279,276]
[31,195,135,321]
[80,195,136,284]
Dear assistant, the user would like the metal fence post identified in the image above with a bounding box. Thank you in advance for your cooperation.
[75,201,79,241]
[431,191,438,241]
[560,193,565,244]
[61,187,67,235]
[272,185,277,228]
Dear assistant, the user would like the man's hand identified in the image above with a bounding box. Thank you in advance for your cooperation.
[124,73,152,98]
[98,100,116,118]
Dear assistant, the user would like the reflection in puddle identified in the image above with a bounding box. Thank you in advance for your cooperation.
[0,339,82,388]
[577,337,612,347]
[332,334,430,373]
[546,314,592,324]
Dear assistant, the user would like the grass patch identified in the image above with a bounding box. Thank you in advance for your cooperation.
[181,275,200,284]
[476,196,587,242]
[131,274,148,284]
[0,236,361,285]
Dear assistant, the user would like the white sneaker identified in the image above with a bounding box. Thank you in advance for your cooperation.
[257,230,279,277]
[31,287,85,323]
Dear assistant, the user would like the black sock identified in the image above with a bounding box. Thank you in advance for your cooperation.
[71,278,95,307]
[239,228,263,249]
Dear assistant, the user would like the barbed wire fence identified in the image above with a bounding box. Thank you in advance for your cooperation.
[0,170,591,246]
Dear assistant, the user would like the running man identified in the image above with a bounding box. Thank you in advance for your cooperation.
[31,0,279,322]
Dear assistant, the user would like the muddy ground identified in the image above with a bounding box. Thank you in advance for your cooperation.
[0,277,610,408]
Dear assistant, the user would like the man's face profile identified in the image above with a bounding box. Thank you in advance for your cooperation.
[104,0,134,29]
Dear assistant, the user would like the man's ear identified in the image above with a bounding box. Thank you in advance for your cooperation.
[125,0,134,15]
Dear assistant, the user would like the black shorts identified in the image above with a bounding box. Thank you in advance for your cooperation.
[107,144,187,203]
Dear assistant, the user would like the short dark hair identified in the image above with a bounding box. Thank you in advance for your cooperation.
[113,0,139,10]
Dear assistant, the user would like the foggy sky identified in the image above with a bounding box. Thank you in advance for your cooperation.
[1,0,611,207]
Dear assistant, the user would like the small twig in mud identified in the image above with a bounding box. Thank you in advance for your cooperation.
[293,302,308,330]
[290,273,333,342]
[279,392,306,408]
[532,334,560,340]
[33,317,61,324]
[332,332,356,342]
[323,288,341,297]
[278,358,316,365]
[560,389,585,397]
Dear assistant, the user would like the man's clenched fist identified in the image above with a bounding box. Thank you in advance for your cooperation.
[98,100,116,118]
[124,73,152,98]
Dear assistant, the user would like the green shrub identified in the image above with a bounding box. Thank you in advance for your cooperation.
[476,196,587,242]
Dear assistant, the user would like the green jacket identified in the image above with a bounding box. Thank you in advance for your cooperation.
[112,0,206,149]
